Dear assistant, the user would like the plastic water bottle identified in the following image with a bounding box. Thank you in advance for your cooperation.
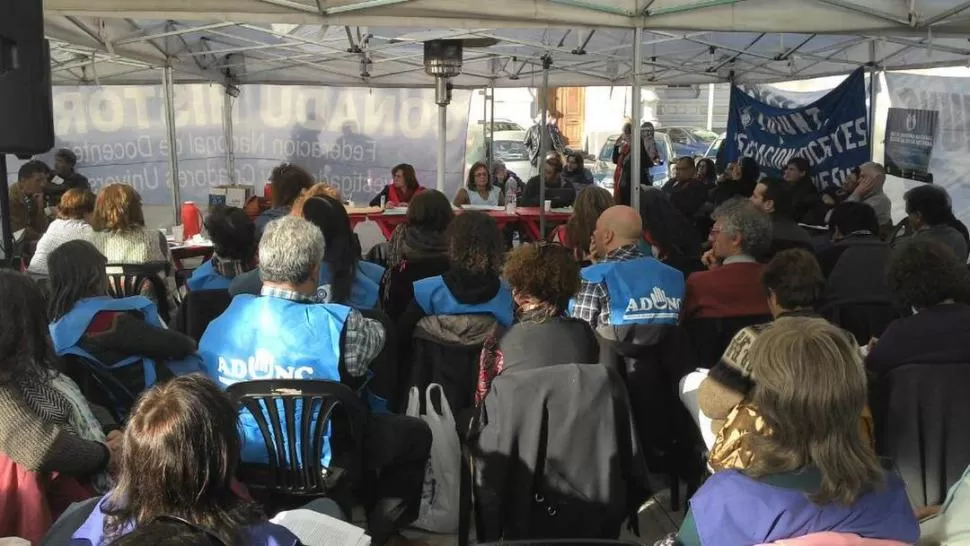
[505,178,518,214]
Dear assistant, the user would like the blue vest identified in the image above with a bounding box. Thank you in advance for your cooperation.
[198,294,351,466]
[318,261,385,310]
[49,296,204,402]
[690,470,920,545]
[186,259,233,291]
[412,275,514,327]
[572,257,685,326]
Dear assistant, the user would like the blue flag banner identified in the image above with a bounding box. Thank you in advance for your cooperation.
[724,67,870,189]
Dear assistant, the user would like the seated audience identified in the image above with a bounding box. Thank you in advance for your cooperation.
[232,196,384,310]
[750,178,813,258]
[678,317,920,546]
[895,184,970,263]
[0,270,119,495]
[46,148,91,206]
[454,161,503,207]
[256,163,314,237]
[491,159,524,198]
[561,150,594,188]
[696,158,716,187]
[399,211,513,330]
[47,240,200,401]
[918,463,970,545]
[817,202,896,339]
[661,157,710,224]
[867,240,970,507]
[186,205,256,291]
[522,157,574,208]
[561,186,615,261]
[27,188,95,276]
[698,250,875,471]
[10,160,51,244]
[868,239,970,378]
[380,190,453,321]
[477,243,599,404]
[847,162,893,232]
[682,199,772,320]
[370,163,424,207]
[784,157,824,225]
[86,184,178,318]
[711,156,758,206]
[69,375,301,545]
[199,216,430,545]
[640,187,704,276]
[398,212,512,415]
[570,205,685,332]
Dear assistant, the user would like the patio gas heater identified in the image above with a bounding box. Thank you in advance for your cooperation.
[424,39,462,192]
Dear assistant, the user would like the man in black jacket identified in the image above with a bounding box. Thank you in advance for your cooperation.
[47,148,90,207]
[751,178,813,259]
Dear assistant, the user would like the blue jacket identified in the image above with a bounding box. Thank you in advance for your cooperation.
[413,275,514,327]
[186,259,234,291]
[690,470,919,545]
[318,261,385,309]
[573,257,685,327]
[49,296,204,391]
[199,294,351,465]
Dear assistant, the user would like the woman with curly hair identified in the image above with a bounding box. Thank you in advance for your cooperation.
[867,238,970,379]
[380,190,453,320]
[396,211,513,415]
[256,163,314,237]
[476,242,599,403]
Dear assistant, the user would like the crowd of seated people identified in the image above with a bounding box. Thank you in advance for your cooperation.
[7,150,970,546]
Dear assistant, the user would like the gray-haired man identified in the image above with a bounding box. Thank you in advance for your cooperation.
[200,215,431,546]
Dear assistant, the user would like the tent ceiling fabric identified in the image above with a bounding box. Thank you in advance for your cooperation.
[42,0,970,87]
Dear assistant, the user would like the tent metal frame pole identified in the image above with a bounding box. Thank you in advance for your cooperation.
[630,26,643,215]
[539,55,550,237]
[488,83,496,177]
[224,90,236,184]
[162,65,182,224]
[706,82,716,131]
[437,104,446,193]
[868,40,877,163]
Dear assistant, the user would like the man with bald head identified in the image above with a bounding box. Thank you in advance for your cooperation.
[570,205,686,331]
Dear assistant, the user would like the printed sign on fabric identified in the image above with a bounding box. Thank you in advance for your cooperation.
[724,67,870,189]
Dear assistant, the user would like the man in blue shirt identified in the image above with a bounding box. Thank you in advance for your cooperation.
[200,216,430,546]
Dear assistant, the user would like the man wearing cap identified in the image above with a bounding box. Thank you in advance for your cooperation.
[47,148,90,206]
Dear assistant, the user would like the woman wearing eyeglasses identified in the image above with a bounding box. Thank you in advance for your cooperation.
[68,374,301,546]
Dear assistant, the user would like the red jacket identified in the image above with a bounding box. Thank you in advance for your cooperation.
[683,262,770,320]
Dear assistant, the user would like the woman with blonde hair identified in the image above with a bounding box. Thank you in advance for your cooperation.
[86,184,178,319]
[678,317,918,546]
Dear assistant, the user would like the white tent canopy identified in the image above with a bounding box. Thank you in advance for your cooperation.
[43,0,970,87]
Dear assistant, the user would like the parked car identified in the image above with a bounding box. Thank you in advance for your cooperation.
[591,132,674,194]
[663,126,720,157]
[466,129,534,183]
[704,132,726,160]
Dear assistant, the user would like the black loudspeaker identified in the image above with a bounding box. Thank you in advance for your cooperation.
[0,0,53,156]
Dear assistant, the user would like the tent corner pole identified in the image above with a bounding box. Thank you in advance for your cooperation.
[868,41,878,163]
[630,26,643,215]
[539,55,551,237]
[437,104,446,193]
[223,89,236,184]
[162,65,181,224]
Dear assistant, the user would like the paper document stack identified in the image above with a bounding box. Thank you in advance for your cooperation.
[271,509,371,546]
